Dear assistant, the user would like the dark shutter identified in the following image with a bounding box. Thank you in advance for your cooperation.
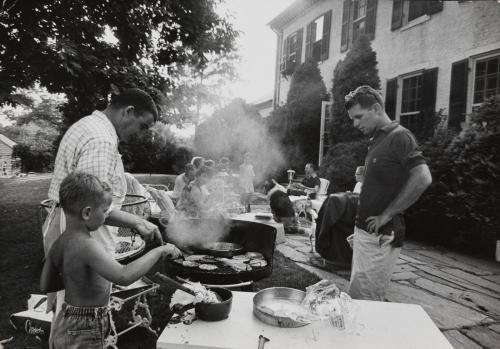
[340,0,350,52]
[385,78,398,120]
[427,0,443,15]
[305,22,313,61]
[296,28,303,65]
[449,60,468,129]
[421,68,438,116]
[365,0,377,40]
[391,0,404,31]
[321,10,332,60]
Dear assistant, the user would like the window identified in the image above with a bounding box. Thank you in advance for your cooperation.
[341,0,377,52]
[473,55,500,105]
[306,11,332,62]
[400,74,423,131]
[280,29,303,75]
[385,69,438,134]
[391,0,443,30]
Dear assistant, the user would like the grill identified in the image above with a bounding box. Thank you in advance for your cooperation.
[162,219,277,285]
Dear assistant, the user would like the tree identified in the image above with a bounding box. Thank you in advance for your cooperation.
[268,60,328,170]
[329,35,381,144]
[0,0,238,126]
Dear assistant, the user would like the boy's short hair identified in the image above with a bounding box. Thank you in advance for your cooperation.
[110,88,158,122]
[344,85,384,111]
[59,172,112,215]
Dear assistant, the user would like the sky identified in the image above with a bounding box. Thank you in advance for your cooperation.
[221,0,292,103]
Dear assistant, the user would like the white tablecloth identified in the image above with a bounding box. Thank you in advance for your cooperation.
[158,291,453,349]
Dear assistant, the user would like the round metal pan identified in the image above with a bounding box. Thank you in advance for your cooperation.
[200,242,244,258]
[253,287,311,328]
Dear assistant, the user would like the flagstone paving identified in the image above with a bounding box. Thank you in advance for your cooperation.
[276,233,500,349]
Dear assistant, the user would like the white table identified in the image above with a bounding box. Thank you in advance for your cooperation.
[233,213,285,244]
[157,291,453,349]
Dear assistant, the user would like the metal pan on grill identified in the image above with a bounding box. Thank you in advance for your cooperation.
[200,242,244,258]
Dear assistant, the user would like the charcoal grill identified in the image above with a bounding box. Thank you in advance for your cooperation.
[162,219,277,286]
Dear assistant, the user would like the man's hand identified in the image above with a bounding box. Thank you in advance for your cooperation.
[365,214,391,235]
[158,243,182,259]
[134,218,163,244]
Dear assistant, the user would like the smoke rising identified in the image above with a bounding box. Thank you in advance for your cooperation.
[194,98,287,184]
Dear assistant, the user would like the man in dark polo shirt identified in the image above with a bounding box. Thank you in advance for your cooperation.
[288,163,321,199]
[345,85,432,300]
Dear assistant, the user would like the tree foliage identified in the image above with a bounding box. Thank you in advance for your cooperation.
[329,35,381,144]
[407,96,500,257]
[0,0,238,125]
[268,60,328,171]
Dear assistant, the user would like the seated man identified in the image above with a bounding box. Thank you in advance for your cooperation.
[288,163,321,199]
[171,163,195,201]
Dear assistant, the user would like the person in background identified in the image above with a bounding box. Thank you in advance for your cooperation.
[176,165,213,218]
[353,166,365,194]
[171,163,195,201]
[191,156,205,171]
[41,172,181,349]
[239,152,255,212]
[288,163,321,199]
[204,159,215,168]
[345,85,431,301]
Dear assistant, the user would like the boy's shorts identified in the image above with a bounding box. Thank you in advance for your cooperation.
[49,303,110,349]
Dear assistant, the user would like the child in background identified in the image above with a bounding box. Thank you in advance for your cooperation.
[41,172,181,349]
[239,152,255,212]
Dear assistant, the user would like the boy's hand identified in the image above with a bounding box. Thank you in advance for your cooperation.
[134,218,163,244]
[159,243,182,259]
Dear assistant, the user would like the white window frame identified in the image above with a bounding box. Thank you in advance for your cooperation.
[352,0,367,43]
[469,50,500,112]
[396,71,424,121]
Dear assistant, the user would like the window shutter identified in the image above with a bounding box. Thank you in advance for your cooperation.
[340,0,350,52]
[427,0,443,15]
[305,22,313,61]
[365,0,378,40]
[385,79,398,120]
[321,10,332,60]
[449,60,468,129]
[296,28,303,65]
[421,68,439,117]
[391,0,404,31]
[281,36,289,72]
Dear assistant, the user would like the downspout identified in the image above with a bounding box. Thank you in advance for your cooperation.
[271,26,283,109]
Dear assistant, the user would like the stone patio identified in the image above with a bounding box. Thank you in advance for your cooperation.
[276,233,500,349]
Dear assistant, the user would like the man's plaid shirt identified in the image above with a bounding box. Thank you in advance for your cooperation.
[48,110,126,204]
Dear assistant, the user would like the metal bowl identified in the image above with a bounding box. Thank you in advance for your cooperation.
[253,287,310,328]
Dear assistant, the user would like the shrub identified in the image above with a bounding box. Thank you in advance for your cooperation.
[319,139,369,193]
[407,96,500,257]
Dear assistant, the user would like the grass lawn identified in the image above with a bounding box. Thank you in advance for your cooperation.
[0,175,320,348]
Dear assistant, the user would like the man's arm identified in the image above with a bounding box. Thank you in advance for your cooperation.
[83,240,181,286]
[366,164,432,234]
[105,209,163,244]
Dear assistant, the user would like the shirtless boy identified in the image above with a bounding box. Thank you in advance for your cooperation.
[40,172,181,348]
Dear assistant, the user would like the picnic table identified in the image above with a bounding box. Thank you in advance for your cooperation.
[157,291,453,349]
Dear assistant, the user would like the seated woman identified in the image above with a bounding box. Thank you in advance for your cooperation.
[175,165,213,218]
